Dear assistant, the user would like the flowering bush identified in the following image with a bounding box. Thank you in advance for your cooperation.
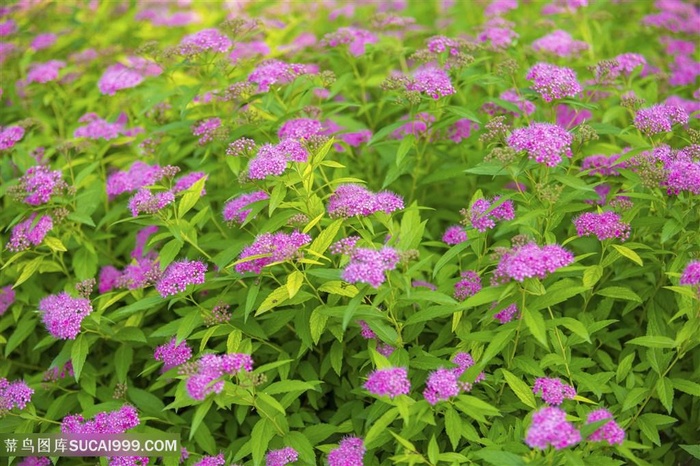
[1,1,699,466]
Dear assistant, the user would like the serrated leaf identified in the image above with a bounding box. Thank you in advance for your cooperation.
[501,369,537,409]
[14,256,43,288]
[318,281,359,297]
[627,336,676,348]
[256,286,289,316]
[177,176,206,218]
[71,334,89,382]
[656,377,674,414]
[481,328,515,365]
[523,306,548,349]
[159,238,184,269]
[309,219,343,256]
[622,387,648,411]
[597,286,642,302]
[475,450,526,466]
[444,407,462,450]
[286,271,304,299]
[190,398,213,440]
[583,265,603,288]
[612,245,643,266]
[670,378,700,396]
[365,407,399,448]
[44,237,67,252]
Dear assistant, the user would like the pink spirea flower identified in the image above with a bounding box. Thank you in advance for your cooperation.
[341,130,372,147]
[39,292,93,340]
[533,377,576,405]
[328,436,365,466]
[666,96,700,118]
[43,362,74,382]
[485,0,518,17]
[98,58,162,95]
[185,353,253,400]
[327,184,404,218]
[454,271,482,300]
[192,118,221,145]
[223,191,270,224]
[106,161,171,199]
[634,104,689,136]
[364,367,411,398]
[406,66,455,99]
[342,247,400,288]
[180,28,232,53]
[26,60,65,84]
[248,59,315,92]
[227,137,257,157]
[586,409,625,445]
[661,36,695,56]
[117,257,161,290]
[173,172,207,194]
[136,7,200,27]
[359,320,376,339]
[61,405,139,434]
[7,214,53,252]
[191,454,225,466]
[574,211,631,241]
[532,30,588,57]
[582,153,627,176]
[132,225,159,259]
[466,196,515,232]
[128,189,175,217]
[236,231,311,274]
[447,119,479,143]
[0,125,25,150]
[556,104,591,129]
[18,458,51,466]
[74,112,143,140]
[0,19,16,36]
[423,368,460,405]
[671,56,699,85]
[391,112,436,139]
[19,165,63,205]
[0,286,15,315]
[30,33,56,51]
[486,89,537,117]
[443,225,467,245]
[494,303,519,323]
[0,42,17,65]
[542,0,588,15]
[229,40,270,62]
[0,377,33,410]
[492,243,574,284]
[478,17,518,49]
[247,140,309,179]
[322,27,378,56]
[330,236,360,255]
[507,123,573,167]
[266,447,298,466]
[680,261,700,287]
[526,63,582,102]
[525,407,581,450]
[98,266,123,293]
[610,53,647,79]
[155,259,207,297]
[154,337,192,372]
[278,118,322,140]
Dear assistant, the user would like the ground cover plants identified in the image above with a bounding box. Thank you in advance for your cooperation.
[0,0,699,465]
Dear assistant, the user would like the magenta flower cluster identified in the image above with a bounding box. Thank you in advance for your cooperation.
[38,292,93,340]
[442,225,467,245]
[18,165,64,205]
[525,407,581,450]
[180,28,232,53]
[192,118,222,145]
[155,259,207,298]
[0,125,24,150]
[586,408,625,445]
[582,153,627,176]
[25,60,65,84]
[248,59,315,92]
[342,247,400,288]
[494,303,519,323]
[61,405,139,434]
[465,197,515,232]
[680,261,700,295]
[74,112,143,140]
[574,211,631,241]
[321,27,378,56]
[454,271,482,301]
[406,66,456,99]
[128,188,175,217]
[236,231,311,274]
[0,377,34,411]
[328,436,365,466]
[247,140,309,179]
[0,286,15,315]
[532,30,589,57]
[533,377,577,405]
[185,353,253,400]
[327,184,404,218]
[192,454,225,466]
[526,63,582,102]
[358,321,394,357]
[265,447,298,466]
[106,161,174,200]
[223,191,270,224]
[154,337,193,372]
[634,104,689,136]
[7,214,53,252]
[493,243,574,284]
[424,352,483,404]
[507,123,573,167]
[364,367,411,399]
[98,57,162,95]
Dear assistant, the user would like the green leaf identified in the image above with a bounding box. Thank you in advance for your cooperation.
[627,336,676,348]
[481,328,516,366]
[680,445,700,460]
[523,306,548,349]
[285,271,304,299]
[670,378,700,397]
[558,317,591,343]
[444,407,462,450]
[268,182,286,215]
[583,265,603,288]
[71,334,89,382]
[176,310,201,342]
[454,395,500,423]
[475,450,526,466]
[190,398,213,440]
[611,244,643,266]
[73,248,97,281]
[309,218,343,256]
[159,238,184,269]
[528,280,588,312]
[396,134,414,167]
[44,237,67,252]
[427,435,439,465]
[616,353,635,383]
[501,369,537,409]
[597,286,642,303]
[14,256,43,288]
[622,387,648,412]
[365,407,399,449]
[177,176,206,218]
[256,285,289,316]
[250,418,275,466]
[114,345,133,383]
[655,377,674,414]
[318,281,359,297]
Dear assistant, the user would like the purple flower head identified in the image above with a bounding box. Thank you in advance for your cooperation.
[358,320,377,339]
[132,226,159,259]
[26,60,65,84]
[464,196,515,232]
[574,211,631,241]
[236,231,311,274]
[391,112,435,140]
[0,125,25,150]
[330,236,360,255]
[173,172,207,195]
[507,123,573,167]
[680,261,700,287]
[185,353,253,400]
[483,89,536,117]
[443,225,467,245]
[342,247,400,288]
[478,17,518,49]
[98,266,123,294]
[229,40,270,62]
[74,112,143,140]
[223,191,269,224]
[106,162,172,199]
[666,96,700,118]
[0,19,16,37]
[18,458,51,466]
[341,130,372,147]
[542,0,588,15]
[39,292,93,340]
[248,59,315,92]
[61,405,139,434]
[19,165,64,205]
[526,63,582,102]
[485,0,518,16]
[118,257,161,290]
[533,377,576,405]
[423,368,460,405]
[155,259,207,298]
[0,286,15,315]
[278,118,322,140]
[406,66,455,99]
[227,137,257,157]
[532,30,588,57]
[556,104,591,129]
[492,243,574,284]
[669,55,700,86]
[98,57,162,95]
[266,447,298,466]
[7,214,53,252]
[328,436,365,466]
[634,104,689,136]
[247,141,309,180]
[364,367,410,398]
[525,407,581,450]
[0,378,33,410]
[180,28,232,53]
[327,184,404,218]
[192,454,225,466]
[30,33,56,51]
[454,271,482,301]
[154,337,192,372]
[582,153,626,176]
[322,27,378,56]
[586,408,625,445]
[192,118,222,145]
[128,189,175,217]
[494,303,519,323]
[447,119,479,143]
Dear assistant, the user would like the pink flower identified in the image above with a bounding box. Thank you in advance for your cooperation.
[526,63,582,102]
[155,260,207,297]
[586,408,625,445]
[0,377,33,410]
[364,367,411,398]
[533,377,576,405]
[574,211,631,241]
[507,123,573,167]
[236,231,311,274]
[7,214,53,252]
[154,338,192,372]
[39,292,93,340]
[525,407,581,449]
[342,247,400,288]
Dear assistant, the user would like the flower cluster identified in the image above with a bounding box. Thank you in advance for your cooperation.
[680,261,700,296]
[179,28,232,53]
[342,247,400,288]
[532,30,589,57]
[223,191,270,224]
[154,338,193,372]
[494,303,519,323]
[61,405,139,434]
[185,353,253,400]
[192,454,226,466]
[0,286,15,315]
[155,259,207,297]
[586,408,625,445]
[106,161,175,200]
[483,89,536,117]
[38,292,93,340]
[17,165,65,205]
[235,231,311,274]
[492,242,574,284]
[526,63,582,102]
[0,377,33,411]
[229,40,270,62]
[582,153,627,176]
[442,225,467,245]
[574,211,631,241]
[7,214,53,252]
[128,188,175,217]
[454,271,482,301]
[0,125,24,150]
[462,197,515,232]
[247,140,309,179]
[321,27,378,56]
[507,122,573,167]
[478,17,518,50]
[98,57,162,95]
[364,367,411,398]
[405,66,455,99]
[327,184,404,218]
[192,118,222,145]
[358,321,394,357]
[525,407,581,450]
[634,104,689,136]
[424,352,483,404]
[74,112,143,140]
[533,377,577,405]
[328,436,365,466]
[25,60,65,84]
[248,59,315,92]
[266,447,298,466]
